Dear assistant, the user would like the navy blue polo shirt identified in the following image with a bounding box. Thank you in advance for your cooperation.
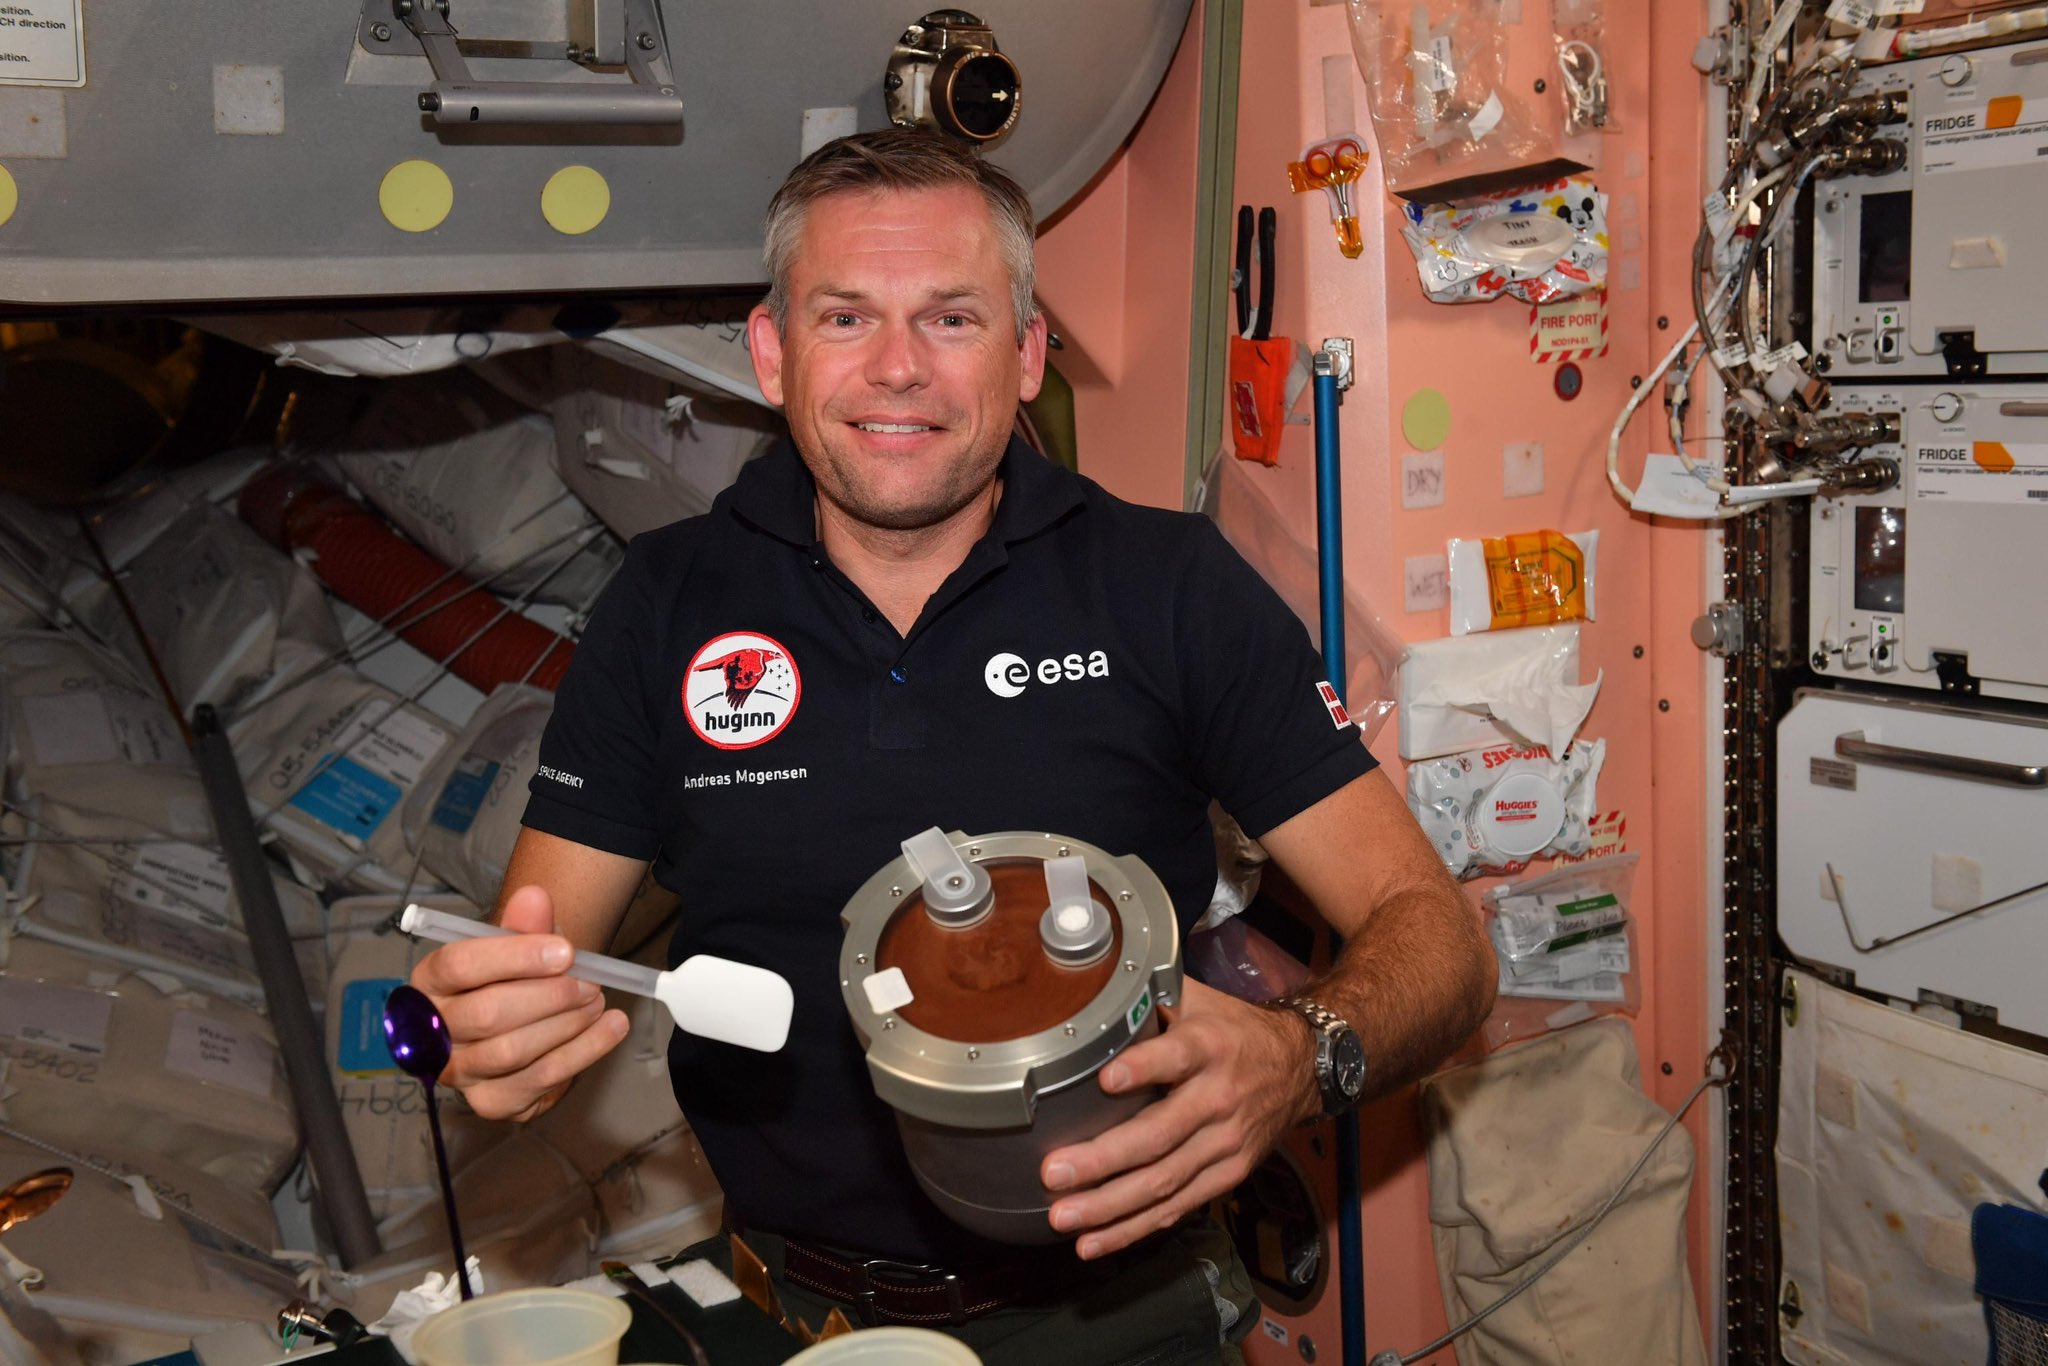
[523,437,1375,1263]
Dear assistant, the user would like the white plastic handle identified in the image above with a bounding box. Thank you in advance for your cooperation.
[901,827,976,899]
[1044,855,1095,918]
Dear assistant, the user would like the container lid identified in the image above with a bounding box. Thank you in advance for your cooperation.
[1473,770,1566,858]
[840,830,1181,1130]
[784,1326,983,1364]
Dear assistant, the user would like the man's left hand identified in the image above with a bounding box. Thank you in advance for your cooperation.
[1039,978,1317,1259]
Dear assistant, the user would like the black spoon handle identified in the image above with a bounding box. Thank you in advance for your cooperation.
[422,1082,474,1301]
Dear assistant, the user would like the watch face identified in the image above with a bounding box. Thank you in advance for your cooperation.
[1331,1031,1367,1100]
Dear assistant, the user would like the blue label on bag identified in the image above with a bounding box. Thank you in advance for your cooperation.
[431,757,500,835]
[290,754,401,838]
[337,978,406,1074]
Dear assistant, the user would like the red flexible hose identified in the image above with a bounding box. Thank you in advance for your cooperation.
[239,466,575,693]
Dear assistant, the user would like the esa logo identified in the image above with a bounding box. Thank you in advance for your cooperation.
[984,650,1111,698]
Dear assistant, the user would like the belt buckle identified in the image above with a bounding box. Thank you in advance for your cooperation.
[853,1257,965,1327]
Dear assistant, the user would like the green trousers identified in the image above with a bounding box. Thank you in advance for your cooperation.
[678,1218,1257,1366]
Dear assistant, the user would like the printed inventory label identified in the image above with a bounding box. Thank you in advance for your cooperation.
[165,1010,276,1098]
[338,706,449,790]
[292,755,403,839]
[336,978,405,1075]
[0,977,109,1055]
[115,842,234,931]
[1913,441,2048,504]
[430,756,500,835]
[0,1,84,89]
[1921,98,2048,174]
[291,705,450,838]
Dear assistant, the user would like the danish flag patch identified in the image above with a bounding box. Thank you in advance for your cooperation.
[1317,680,1352,729]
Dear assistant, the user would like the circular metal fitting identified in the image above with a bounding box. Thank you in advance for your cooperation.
[838,830,1180,1130]
[1039,898,1113,967]
[884,10,1022,144]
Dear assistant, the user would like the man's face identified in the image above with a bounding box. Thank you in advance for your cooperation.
[748,185,1048,533]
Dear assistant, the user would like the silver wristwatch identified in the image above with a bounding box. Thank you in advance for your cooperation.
[1275,995,1368,1116]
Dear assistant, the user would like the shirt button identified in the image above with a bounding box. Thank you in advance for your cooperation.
[889,666,907,685]
[862,607,878,624]
[810,559,825,573]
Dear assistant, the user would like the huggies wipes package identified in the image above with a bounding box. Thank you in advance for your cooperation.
[1408,739,1605,878]
[1400,177,1608,306]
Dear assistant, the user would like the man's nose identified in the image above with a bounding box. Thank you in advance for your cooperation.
[864,318,929,390]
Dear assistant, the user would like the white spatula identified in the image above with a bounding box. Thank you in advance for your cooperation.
[400,904,793,1052]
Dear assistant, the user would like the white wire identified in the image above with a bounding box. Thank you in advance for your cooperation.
[1608,273,1740,512]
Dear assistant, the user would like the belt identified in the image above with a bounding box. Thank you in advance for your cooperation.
[724,1218,1090,1327]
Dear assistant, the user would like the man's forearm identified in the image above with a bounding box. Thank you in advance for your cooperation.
[1291,884,1497,1104]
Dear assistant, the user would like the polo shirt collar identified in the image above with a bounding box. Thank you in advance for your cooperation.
[728,436,1084,550]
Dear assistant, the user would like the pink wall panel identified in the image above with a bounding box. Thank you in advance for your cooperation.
[1035,0,1714,1357]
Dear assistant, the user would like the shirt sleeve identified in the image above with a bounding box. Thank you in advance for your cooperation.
[521,534,672,860]
[1174,517,1378,838]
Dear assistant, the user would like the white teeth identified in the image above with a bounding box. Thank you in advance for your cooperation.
[856,423,933,434]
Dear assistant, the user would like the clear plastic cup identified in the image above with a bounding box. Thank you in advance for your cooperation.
[785,1327,983,1363]
[412,1287,634,1366]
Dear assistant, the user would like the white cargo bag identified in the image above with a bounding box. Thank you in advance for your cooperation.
[0,938,300,1195]
[549,347,779,540]
[1423,1018,1707,1366]
[0,632,188,804]
[1777,967,2048,1366]
[5,793,326,1010]
[323,896,510,1222]
[402,684,551,906]
[528,984,722,1262]
[335,372,621,606]
[0,1132,297,1363]
[77,500,344,711]
[229,668,453,893]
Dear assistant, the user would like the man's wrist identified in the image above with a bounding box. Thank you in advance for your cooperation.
[1263,999,1326,1126]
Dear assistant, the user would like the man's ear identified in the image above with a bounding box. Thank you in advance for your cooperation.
[1015,311,1049,405]
[747,305,787,407]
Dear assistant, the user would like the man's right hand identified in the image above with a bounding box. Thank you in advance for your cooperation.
[408,884,632,1123]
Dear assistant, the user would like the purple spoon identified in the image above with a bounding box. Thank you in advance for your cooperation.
[382,984,473,1301]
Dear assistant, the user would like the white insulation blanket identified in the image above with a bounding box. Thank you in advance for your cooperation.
[1422,1017,1706,1366]
[402,683,551,907]
[1778,967,2048,1366]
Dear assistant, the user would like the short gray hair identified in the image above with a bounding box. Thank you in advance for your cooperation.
[762,129,1037,341]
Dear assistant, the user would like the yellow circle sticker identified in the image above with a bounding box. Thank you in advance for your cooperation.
[1402,387,1453,451]
[0,165,17,230]
[379,160,455,233]
[541,165,611,236]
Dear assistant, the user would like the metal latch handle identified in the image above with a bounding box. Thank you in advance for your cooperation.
[1835,733,2048,788]
[395,0,682,127]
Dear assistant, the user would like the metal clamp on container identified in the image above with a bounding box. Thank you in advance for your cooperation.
[839,828,1181,1244]
[364,0,685,127]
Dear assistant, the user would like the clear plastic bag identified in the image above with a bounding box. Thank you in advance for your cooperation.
[1553,0,1615,137]
[1348,0,1551,200]
[1479,853,1641,1050]
[1186,915,1314,1005]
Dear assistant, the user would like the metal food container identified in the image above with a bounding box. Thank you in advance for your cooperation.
[838,828,1181,1244]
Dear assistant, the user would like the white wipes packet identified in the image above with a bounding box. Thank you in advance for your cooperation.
[1408,739,1605,878]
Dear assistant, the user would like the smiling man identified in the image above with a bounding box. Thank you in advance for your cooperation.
[409,129,1493,1365]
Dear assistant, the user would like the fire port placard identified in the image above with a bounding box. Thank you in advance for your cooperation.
[0,1,84,89]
